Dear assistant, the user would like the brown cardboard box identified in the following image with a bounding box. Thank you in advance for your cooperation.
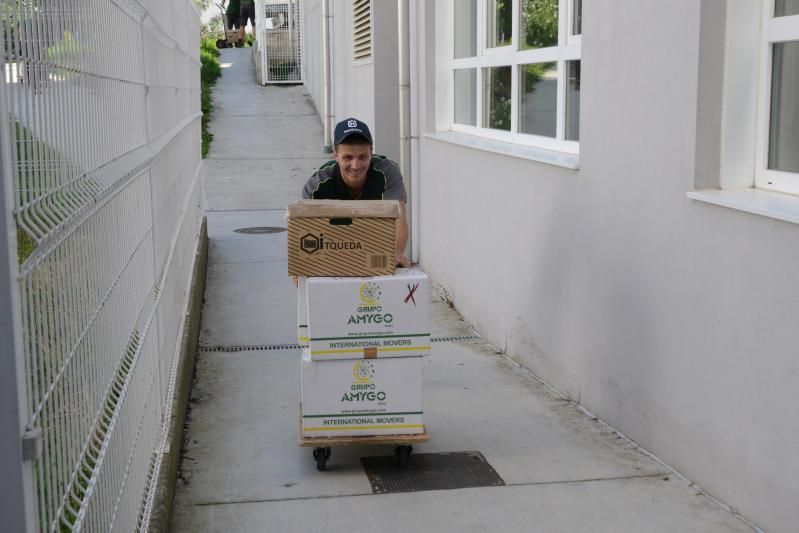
[287,200,398,276]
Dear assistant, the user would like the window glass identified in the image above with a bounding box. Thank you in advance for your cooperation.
[519,62,557,137]
[565,60,581,140]
[775,0,799,17]
[449,0,580,150]
[455,0,477,58]
[486,0,512,48]
[483,66,512,130]
[454,69,477,126]
[768,42,799,173]
[520,0,558,50]
[572,0,582,35]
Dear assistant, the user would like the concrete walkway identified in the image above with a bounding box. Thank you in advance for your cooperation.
[170,48,755,533]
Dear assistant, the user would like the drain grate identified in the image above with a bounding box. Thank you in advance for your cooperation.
[198,344,301,352]
[233,226,287,234]
[199,336,480,353]
[430,335,480,343]
[361,451,504,494]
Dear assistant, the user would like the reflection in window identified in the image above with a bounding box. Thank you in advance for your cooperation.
[486,0,512,48]
[454,69,477,126]
[565,61,581,140]
[521,0,558,49]
[572,0,582,35]
[519,62,557,137]
[484,66,512,130]
[775,0,799,17]
[454,0,477,58]
[768,42,799,173]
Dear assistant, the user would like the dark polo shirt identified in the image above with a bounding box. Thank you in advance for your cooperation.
[302,156,407,201]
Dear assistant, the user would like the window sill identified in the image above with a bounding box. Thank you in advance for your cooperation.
[687,188,799,225]
[423,131,580,170]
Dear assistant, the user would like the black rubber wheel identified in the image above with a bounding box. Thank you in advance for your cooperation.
[313,447,330,471]
[215,39,227,49]
[235,40,244,48]
[394,445,412,468]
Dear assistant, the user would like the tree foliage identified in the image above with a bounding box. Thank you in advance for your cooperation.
[202,13,224,38]
[521,0,558,49]
[194,0,214,12]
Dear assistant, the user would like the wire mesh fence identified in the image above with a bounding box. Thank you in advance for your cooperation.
[256,0,302,83]
[1,0,202,530]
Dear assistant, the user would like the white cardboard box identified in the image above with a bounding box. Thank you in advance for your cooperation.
[306,268,430,360]
[300,350,424,437]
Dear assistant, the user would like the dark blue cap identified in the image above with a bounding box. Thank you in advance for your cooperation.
[334,117,373,145]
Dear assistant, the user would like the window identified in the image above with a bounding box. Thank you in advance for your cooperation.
[757,1,799,194]
[452,0,582,153]
[353,0,372,61]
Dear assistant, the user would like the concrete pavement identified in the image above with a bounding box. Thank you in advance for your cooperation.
[170,47,756,533]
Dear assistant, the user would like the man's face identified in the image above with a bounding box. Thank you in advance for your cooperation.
[334,143,372,189]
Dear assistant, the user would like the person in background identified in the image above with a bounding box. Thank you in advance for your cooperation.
[302,118,411,268]
[238,0,256,45]
[225,0,240,34]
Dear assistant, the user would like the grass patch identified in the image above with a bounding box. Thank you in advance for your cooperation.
[200,38,222,158]
[11,119,68,264]
[17,228,35,264]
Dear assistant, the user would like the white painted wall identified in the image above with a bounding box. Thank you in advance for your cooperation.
[302,0,799,530]
[302,2,396,156]
[371,0,399,160]
[417,1,799,532]
[300,0,324,119]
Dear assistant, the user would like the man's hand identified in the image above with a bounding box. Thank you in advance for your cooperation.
[396,254,411,268]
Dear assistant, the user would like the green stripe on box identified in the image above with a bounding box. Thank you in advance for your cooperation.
[310,333,431,341]
[303,411,424,418]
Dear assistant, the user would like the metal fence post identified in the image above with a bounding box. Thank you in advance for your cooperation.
[0,63,37,533]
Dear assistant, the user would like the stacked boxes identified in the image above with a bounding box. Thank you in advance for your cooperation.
[297,269,430,437]
[289,200,430,438]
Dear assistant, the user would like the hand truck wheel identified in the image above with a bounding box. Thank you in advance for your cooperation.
[313,447,331,471]
[394,445,412,468]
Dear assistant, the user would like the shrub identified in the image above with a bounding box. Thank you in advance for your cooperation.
[199,38,222,157]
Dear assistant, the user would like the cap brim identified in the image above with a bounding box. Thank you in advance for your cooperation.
[335,132,372,145]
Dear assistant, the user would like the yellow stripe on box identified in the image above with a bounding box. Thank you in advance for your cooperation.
[311,345,432,356]
[303,424,424,431]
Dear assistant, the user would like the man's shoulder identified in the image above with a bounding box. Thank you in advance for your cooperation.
[304,160,338,198]
[371,155,400,172]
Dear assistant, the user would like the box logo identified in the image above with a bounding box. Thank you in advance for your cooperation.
[353,360,375,383]
[359,282,381,305]
[350,282,393,325]
[341,360,387,402]
[299,232,363,254]
[300,233,322,254]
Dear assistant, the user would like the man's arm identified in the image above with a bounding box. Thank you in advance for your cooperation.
[396,201,410,267]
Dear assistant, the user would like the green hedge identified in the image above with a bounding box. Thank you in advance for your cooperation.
[200,38,222,158]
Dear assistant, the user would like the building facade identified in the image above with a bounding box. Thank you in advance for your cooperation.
[301,2,799,531]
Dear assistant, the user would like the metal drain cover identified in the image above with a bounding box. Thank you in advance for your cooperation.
[233,226,287,234]
[361,451,504,494]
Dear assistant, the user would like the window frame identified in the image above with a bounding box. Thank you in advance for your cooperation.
[755,3,799,195]
[450,0,581,154]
